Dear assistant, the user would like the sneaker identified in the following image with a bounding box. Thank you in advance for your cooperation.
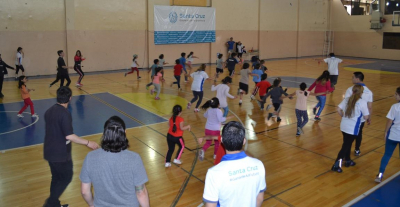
[277,117,282,122]
[354,150,361,156]
[198,149,205,161]
[297,127,304,134]
[267,113,273,120]
[313,107,317,115]
[61,204,69,207]
[237,88,241,95]
[213,155,216,160]
[150,89,154,95]
[314,116,321,121]
[76,83,81,87]
[31,114,39,118]
[194,108,200,113]
[165,162,171,167]
[155,97,160,100]
[49,84,52,88]
[173,159,182,165]
[138,76,141,79]
[17,114,24,118]
[375,173,383,183]
[344,160,356,167]
[124,73,127,77]
[266,104,272,110]
[331,160,343,173]
[239,100,242,106]
[187,102,191,109]
[250,95,255,101]
[184,80,188,83]
[256,100,262,109]
[296,132,301,137]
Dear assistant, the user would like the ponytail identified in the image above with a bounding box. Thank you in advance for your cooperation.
[221,76,232,84]
[345,85,363,118]
[18,76,26,89]
[300,82,308,96]
[171,105,182,133]
[201,97,219,110]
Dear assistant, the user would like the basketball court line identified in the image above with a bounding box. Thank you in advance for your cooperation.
[0,111,39,135]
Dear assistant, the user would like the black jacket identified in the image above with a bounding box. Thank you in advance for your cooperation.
[0,60,14,75]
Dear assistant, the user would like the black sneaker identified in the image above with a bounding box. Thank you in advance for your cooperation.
[331,160,343,173]
[296,132,301,137]
[277,117,282,122]
[344,160,356,167]
[61,204,69,207]
[354,150,360,156]
[314,116,321,121]
[267,113,273,120]
[313,107,317,115]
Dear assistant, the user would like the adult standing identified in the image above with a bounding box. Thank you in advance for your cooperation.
[324,53,343,90]
[43,86,98,207]
[80,116,149,207]
[226,37,235,57]
[203,121,266,207]
[344,72,373,156]
[50,50,73,87]
[0,54,15,98]
[15,47,25,80]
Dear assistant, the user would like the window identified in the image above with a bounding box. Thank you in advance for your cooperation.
[341,0,378,16]
[382,32,400,50]
[385,0,400,15]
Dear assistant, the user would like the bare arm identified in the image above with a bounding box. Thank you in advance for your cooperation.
[136,184,150,207]
[66,134,99,150]
[367,102,372,124]
[81,182,94,207]
[180,122,191,131]
[205,203,217,207]
[256,192,264,207]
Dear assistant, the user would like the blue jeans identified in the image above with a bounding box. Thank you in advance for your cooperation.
[379,137,400,173]
[222,107,229,117]
[315,96,326,116]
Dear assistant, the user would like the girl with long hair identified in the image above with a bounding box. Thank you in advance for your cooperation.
[165,105,191,167]
[187,64,212,112]
[211,76,236,117]
[307,70,333,121]
[331,84,370,173]
[17,76,37,118]
[74,50,85,87]
[124,54,141,79]
[186,51,198,72]
[150,67,163,100]
[375,87,400,182]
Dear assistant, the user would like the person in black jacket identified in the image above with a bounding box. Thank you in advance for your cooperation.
[0,54,15,98]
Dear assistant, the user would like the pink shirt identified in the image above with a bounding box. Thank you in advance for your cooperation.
[295,90,309,110]
[152,72,162,84]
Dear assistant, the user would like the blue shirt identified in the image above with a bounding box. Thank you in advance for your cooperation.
[252,69,263,82]
[227,41,235,50]
[150,64,157,76]
[179,57,186,69]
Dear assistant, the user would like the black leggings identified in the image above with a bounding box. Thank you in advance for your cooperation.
[60,73,71,87]
[165,133,184,162]
[74,65,84,83]
[354,122,365,151]
[191,91,204,108]
[336,132,357,162]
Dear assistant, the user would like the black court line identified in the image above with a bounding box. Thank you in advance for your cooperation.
[263,183,301,207]
[314,170,331,178]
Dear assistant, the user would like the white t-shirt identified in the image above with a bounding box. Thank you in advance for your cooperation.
[324,57,342,75]
[344,84,373,122]
[386,102,400,142]
[211,84,235,108]
[190,71,209,91]
[158,59,165,67]
[131,59,138,67]
[203,151,266,207]
[187,55,193,62]
[15,52,23,65]
[237,45,243,53]
[339,98,370,135]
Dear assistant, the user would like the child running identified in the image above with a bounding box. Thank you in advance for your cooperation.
[186,51,198,72]
[170,59,183,90]
[259,78,289,122]
[226,53,239,77]
[179,52,188,82]
[124,54,141,79]
[146,59,159,89]
[308,70,333,121]
[165,105,191,167]
[253,74,271,110]
[17,76,38,118]
[238,63,259,105]
[150,67,163,100]
[211,76,236,117]
[187,64,211,112]
[260,60,268,73]
[198,97,228,161]
[252,63,264,86]
[158,54,168,80]
[215,53,225,78]
[74,50,85,87]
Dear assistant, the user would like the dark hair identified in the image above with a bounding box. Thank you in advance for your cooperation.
[196,64,206,72]
[300,82,308,96]
[17,47,22,52]
[260,60,265,64]
[222,76,232,84]
[329,53,335,57]
[57,50,63,56]
[171,105,182,133]
[75,50,81,57]
[231,53,237,57]
[261,73,267,81]
[18,76,26,89]
[255,63,261,69]
[101,116,129,153]
[221,121,245,151]
[153,59,159,64]
[187,51,194,58]
[155,67,163,74]
[181,52,186,57]
[159,54,164,59]
[316,70,330,84]
[273,78,281,87]
[353,72,364,82]
[218,54,223,59]
[396,87,400,95]
[175,59,180,64]
[56,86,72,104]
[242,62,249,69]
[201,97,219,110]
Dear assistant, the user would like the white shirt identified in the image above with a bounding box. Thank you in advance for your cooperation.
[131,60,138,67]
[339,98,370,135]
[386,102,400,142]
[344,84,373,122]
[158,59,165,67]
[187,55,193,62]
[15,52,23,65]
[190,71,209,91]
[237,45,243,53]
[211,84,234,108]
[203,152,266,207]
[324,57,342,75]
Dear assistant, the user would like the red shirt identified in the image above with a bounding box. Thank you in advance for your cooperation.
[168,116,184,137]
[256,81,271,96]
[308,80,333,96]
[174,64,183,76]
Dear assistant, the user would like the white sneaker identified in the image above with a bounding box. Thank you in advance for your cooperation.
[165,162,171,167]
[194,108,200,112]
[173,159,182,165]
[213,155,216,159]
[17,114,24,118]
[266,104,272,110]
[198,149,205,161]
[297,127,304,134]
[31,114,39,118]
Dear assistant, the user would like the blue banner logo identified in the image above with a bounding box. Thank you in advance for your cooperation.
[169,12,178,23]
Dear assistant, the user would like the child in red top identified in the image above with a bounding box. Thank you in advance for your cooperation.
[307,70,333,121]
[165,105,191,167]
[251,74,271,110]
[74,50,86,87]
[17,76,37,118]
[170,59,183,90]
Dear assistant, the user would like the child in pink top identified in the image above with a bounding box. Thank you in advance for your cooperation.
[150,67,163,100]
[307,70,333,121]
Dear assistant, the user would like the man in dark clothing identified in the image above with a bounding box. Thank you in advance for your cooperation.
[43,86,98,207]
[50,50,73,88]
[0,54,15,98]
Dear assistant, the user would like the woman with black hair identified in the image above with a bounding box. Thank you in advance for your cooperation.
[74,50,85,87]
[165,105,191,167]
[80,116,149,206]
[211,76,236,117]
[307,70,333,121]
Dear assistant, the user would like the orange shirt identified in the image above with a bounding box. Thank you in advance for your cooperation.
[168,116,184,137]
[20,85,30,99]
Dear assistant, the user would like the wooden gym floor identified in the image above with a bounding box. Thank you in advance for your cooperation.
[0,57,399,207]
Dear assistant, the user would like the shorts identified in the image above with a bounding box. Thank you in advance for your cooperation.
[205,129,220,136]
[273,103,281,112]
[16,65,25,73]
[228,69,235,76]
[238,53,243,58]
[216,68,223,73]
[239,82,249,94]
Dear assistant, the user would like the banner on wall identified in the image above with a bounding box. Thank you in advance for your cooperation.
[154,5,215,45]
